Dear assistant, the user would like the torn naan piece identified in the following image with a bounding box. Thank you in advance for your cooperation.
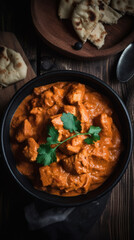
[72,1,100,43]
[110,0,134,16]
[89,0,122,24]
[99,0,122,24]
[58,0,82,19]
[88,22,107,49]
[103,0,111,4]
[0,46,27,87]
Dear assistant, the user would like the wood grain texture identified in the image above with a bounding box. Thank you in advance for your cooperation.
[0,0,134,239]
[0,32,36,113]
[31,0,134,59]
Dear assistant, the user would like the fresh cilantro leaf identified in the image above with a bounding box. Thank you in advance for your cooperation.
[61,112,81,133]
[93,133,100,141]
[47,126,59,144]
[84,134,100,144]
[37,143,56,166]
[88,126,101,135]
[84,137,94,144]
[85,126,101,144]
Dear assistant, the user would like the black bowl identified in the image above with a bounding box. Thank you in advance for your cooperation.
[0,70,133,206]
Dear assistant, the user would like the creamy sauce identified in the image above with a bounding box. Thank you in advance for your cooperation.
[10,82,122,196]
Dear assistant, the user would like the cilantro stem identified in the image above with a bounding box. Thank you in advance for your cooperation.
[53,132,90,150]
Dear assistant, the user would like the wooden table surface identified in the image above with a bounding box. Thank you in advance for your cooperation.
[0,1,134,239]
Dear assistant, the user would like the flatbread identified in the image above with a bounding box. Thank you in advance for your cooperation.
[88,22,107,49]
[72,1,100,43]
[99,0,122,24]
[103,0,111,4]
[58,0,81,19]
[0,46,27,87]
[89,0,122,24]
[110,0,134,15]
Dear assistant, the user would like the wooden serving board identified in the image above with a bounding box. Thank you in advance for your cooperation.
[0,32,36,113]
[31,0,134,59]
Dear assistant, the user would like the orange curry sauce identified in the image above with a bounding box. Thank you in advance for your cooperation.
[10,82,122,196]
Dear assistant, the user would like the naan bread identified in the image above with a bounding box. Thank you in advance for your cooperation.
[72,1,100,43]
[99,0,122,24]
[110,0,134,15]
[103,0,111,4]
[58,0,81,19]
[89,0,122,24]
[88,22,107,49]
[0,46,27,87]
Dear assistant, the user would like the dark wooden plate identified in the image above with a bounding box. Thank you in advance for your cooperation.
[31,0,134,59]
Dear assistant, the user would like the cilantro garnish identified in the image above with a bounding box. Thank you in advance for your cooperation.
[61,112,81,133]
[36,113,101,166]
[46,126,59,144]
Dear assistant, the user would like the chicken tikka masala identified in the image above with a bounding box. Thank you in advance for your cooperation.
[10,82,122,196]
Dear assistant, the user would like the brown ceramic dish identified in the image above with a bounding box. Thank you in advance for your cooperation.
[31,0,134,59]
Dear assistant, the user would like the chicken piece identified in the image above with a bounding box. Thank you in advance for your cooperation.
[74,149,90,174]
[39,162,69,190]
[30,97,41,108]
[34,85,50,95]
[95,113,113,137]
[62,149,90,174]
[67,173,91,193]
[78,103,91,132]
[92,145,110,161]
[39,165,53,186]
[53,86,65,106]
[11,114,26,128]
[84,92,113,117]
[40,162,91,194]
[64,105,77,116]
[78,103,89,122]
[66,135,86,154]
[16,119,33,142]
[41,90,54,107]
[88,157,112,178]
[47,104,60,116]
[30,107,43,115]
[51,114,70,141]
[66,83,85,104]
[51,114,63,128]
[30,107,45,125]
[23,138,39,162]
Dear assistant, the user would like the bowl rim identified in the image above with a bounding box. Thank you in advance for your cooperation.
[0,70,133,206]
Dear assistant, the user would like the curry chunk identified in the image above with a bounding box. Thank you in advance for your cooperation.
[23,138,39,162]
[53,86,64,106]
[66,135,87,154]
[78,103,91,132]
[64,105,77,116]
[34,85,50,95]
[39,162,68,189]
[51,114,70,141]
[16,119,33,142]
[66,83,85,104]
[95,113,113,137]
[41,90,54,107]
[39,162,91,194]
[62,148,90,175]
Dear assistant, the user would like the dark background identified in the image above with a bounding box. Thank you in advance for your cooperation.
[0,0,134,239]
